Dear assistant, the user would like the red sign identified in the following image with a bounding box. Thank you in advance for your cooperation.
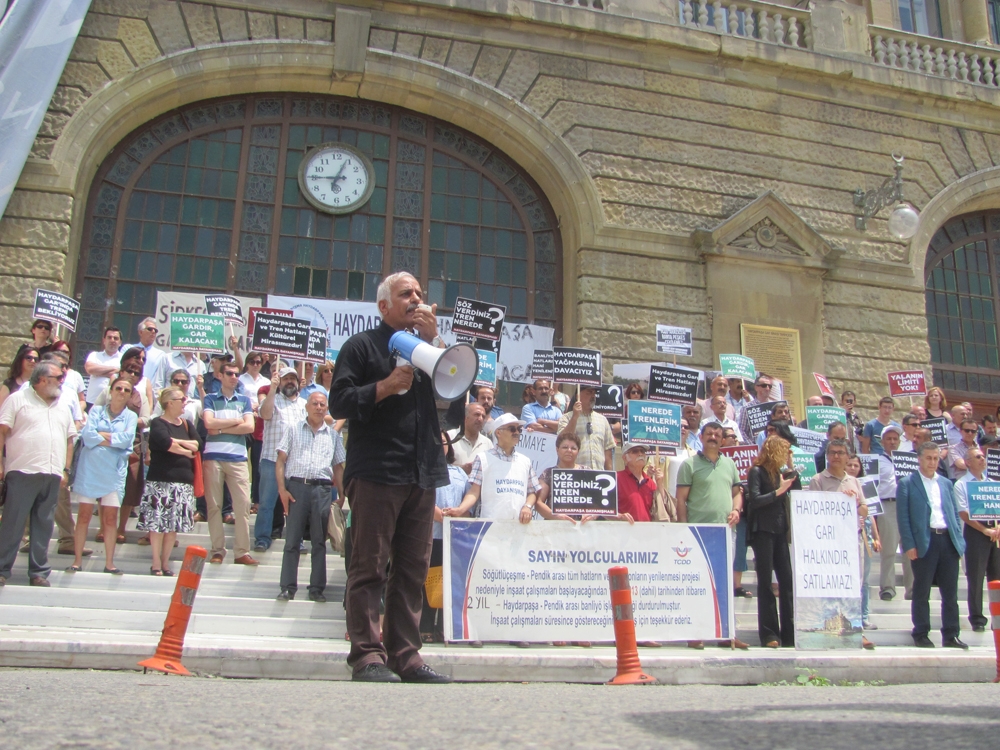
[247,307,292,337]
[721,445,759,482]
[887,370,927,398]
[813,372,835,399]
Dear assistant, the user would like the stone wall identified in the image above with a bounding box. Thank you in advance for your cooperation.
[6,0,1000,415]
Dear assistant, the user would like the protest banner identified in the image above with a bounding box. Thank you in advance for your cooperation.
[530,350,554,380]
[443,519,733,643]
[648,363,699,405]
[552,347,602,387]
[860,476,883,516]
[626,400,682,447]
[168,313,226,354]
[438,318,554,385]
[813,372,836,399]
[887,370,927,398]
[719,353,755,381]
[157,291,261,352]
[474,349,498,388]
[769,378,784,403]
[269,295,379,362]
[204,294,246,326]
[791,447,818,482]
[32,289,80,332]
[549,469,618,516]
[858,454,880,477]
[742,401,783,438]
[890,451,920,483]
[306,327,328,364]
[721,445,758,482]
[516,431,558,478]
[806,406,846,433]
[790,426,826,456]
[250,313,311,359]
[452,297,506,342]
[919,417,948,446]
[789,490,863,649]
[988,448,1000,481]
[967,481,1000,521]
[655,324,693,358]
[593,384,624,419]
[248,307,292,336]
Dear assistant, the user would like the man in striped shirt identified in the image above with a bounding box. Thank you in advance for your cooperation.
[203,362,256,565]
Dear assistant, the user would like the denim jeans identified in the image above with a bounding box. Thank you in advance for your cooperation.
[254,459,278,548]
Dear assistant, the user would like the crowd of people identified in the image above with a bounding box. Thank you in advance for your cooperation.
[0,278,997,681]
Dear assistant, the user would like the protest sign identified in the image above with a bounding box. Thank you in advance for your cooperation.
[168,313,226,354]
[156,291,261,353]
[529,350,554,380]
[988,449,1000,481]
[859,476,883,516]
[32,289,80,332]
[813,372,836,399]
[516,431,558,478]
[204,294,245,326]
[721,445,758,482]
[306,327,328,364]
[790,427,825,456]
[919,417,948,446]
[967,481,1000,521]
[626,400,682,447]
[474,349,498,389]
[806,406,846,433]
[250,313,311,359]
[655,325,693,358]
[719,354,755,381]
[452,297,506,342]
[268,295,381,362]
[890,451,920,484]
[593,384,624,418]
[791,447,818,482]
[648,363,699,405]
[789,490,863,649]
[742,401,783,438]
[552,347,602,387]
[549,469,618,517]
[248,307,292,336]
[444,519,733,643]
[858,454,880,477]
[887,370,927,398]
[439,317,553,385]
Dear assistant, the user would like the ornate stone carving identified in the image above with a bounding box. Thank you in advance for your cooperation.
[728,218,806,256]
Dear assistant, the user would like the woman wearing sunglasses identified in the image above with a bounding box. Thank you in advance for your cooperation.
[67,376,138,574]
[0,344,39,410]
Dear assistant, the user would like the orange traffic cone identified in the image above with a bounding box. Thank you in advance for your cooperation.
[139,546,208,676]
[989,580,1000,683]
[607,565,656,685]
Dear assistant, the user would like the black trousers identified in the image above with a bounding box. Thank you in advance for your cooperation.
[964,523,1000,629]
[749,531,794,647]
[911,531,961,640]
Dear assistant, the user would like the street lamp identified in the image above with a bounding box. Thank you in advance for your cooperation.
[853,153,920,240]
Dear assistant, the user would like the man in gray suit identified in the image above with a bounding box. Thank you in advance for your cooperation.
[896,441,968,649]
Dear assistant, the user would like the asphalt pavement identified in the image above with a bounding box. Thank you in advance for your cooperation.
[1,668,997,749]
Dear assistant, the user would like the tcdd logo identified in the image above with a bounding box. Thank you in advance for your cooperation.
[672,545,693,565]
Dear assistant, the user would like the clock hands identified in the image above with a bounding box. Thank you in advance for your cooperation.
[328,159,350,192]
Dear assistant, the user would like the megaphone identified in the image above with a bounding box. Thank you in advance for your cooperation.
[388,330,479,401]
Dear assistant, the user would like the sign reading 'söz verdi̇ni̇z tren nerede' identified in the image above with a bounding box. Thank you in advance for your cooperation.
[552,347,602,387]
[452,297,506,342]
[169,313,226,354]
[549,469,618,516]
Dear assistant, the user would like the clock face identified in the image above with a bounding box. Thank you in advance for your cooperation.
[298,142,375,214]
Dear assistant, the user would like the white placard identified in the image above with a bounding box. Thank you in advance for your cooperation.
[513,431,558,478]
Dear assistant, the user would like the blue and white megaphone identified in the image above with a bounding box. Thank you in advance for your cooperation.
[388,330,479,400]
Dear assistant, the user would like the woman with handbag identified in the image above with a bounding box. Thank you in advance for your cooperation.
[67,376,138,574]
[137,386,203,575]
[746,435,800,648]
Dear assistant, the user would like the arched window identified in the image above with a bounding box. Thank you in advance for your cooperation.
[924,211,1000,395]
[74,94,561,363]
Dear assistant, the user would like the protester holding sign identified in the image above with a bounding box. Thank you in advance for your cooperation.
[951,447,1000,633]
[29,319,53,351]
[615,442,666,524]
[556,386,615,471]
[896,442,968,649]
[125,317,170,385]
[746,435,800,648]
[520,379,562,433]
[535,432,587,522]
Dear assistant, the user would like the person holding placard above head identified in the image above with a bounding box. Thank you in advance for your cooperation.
[726,377,750,418]
[520,379,562,434]
[951,447,1000,633]
[556,385,615,471]
[447,403,491,475]
[897,442,968,649]
[29,319,53,351]
[746,435,800,648]
[676,422,749,650]
[875,425,912,602]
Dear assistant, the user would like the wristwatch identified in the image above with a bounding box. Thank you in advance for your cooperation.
[431,335,444,348]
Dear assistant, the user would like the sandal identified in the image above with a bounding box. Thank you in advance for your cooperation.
[421,633,434,643]
[116,534,126,544]
[95,532,104,543]
[162,568,175,577]
[734,587,753,598]
[66,565,82,573]
[150,567,163,576]
[104,567,124,575]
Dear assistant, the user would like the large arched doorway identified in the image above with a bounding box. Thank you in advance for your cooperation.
[924,211,1000,414]
[74,93,562,368]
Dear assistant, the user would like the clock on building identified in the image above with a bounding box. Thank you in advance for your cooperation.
[298,142,375,214]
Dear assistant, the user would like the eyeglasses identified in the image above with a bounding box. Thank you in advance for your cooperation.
[247,359,262,365]
[170,397,187,403]
[144,326,158,333]
[828,450,849,457]
[124,368,142,376]
[756,383,772,389]
[23,355,38,362]
[843,399,855,405]
[34,325,51,331]
[223,371,239,378]
[171,379,189,386]
[48,374,66,383]
[962,428,978,434]
[112,385,133,393]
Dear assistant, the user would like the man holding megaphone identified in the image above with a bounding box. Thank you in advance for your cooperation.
[330,272,468,685]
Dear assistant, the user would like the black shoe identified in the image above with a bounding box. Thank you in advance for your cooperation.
[972,624,986,633]
[913,635,935,648]
[943,637,969,650]
[879,591,893,601]
[308,592,327,603]
[400,665,452,684]
[352,663,401,683]
[733,587,753,598]
[276,590,294,601]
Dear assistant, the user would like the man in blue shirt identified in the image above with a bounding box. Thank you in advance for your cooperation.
[520,379,562,433]
[861,396,900,456]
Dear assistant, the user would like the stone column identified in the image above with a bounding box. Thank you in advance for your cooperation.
[962,0,992,44]
[810,0,872,60]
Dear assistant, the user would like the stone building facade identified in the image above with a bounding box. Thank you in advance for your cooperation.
[5,0,1000,414]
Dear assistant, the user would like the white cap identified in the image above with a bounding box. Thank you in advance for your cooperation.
[881,424,902,439]
[622,441,653,454]
[491,413,526,432]
[278,367,299,380]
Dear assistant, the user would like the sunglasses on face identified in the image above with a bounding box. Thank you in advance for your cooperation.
[172,379,189,386]
[504,427,523,434]
[962,428,978,434]
[247,359,262,365]
[112,385,133,393]
[170,397,187,403]
[144,326,158,333]
[124,368,142,376]
[34,325,51,332]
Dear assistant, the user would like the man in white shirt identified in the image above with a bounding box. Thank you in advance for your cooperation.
[700,395,744,443]
[84,327,123,406]
[874,425,911,601]
[124,317,169,387]
[447,403,491,474]
[699,375,736,422]
[952,447,1000,632]
[899,413,919,452]
[0,363,78,586]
